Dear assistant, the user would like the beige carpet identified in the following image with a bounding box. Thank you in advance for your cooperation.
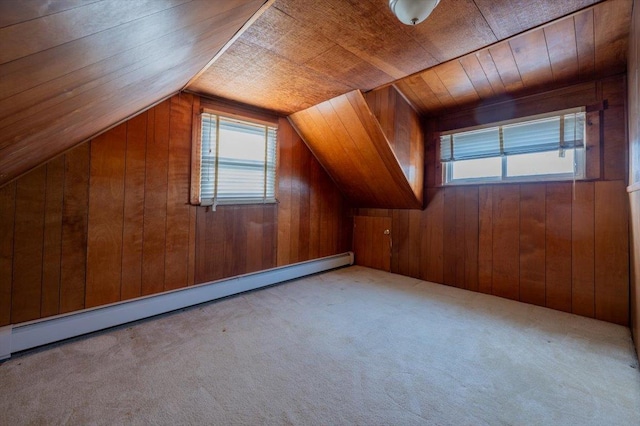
[1,266,639,425]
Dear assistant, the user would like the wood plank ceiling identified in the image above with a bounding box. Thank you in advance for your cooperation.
[187,0,610,115]
[0,0,267,187]
[396,0,632,115]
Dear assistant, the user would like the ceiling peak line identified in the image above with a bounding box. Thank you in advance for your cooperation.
[182,0,275,91]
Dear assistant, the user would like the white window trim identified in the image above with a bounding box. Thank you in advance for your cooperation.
[440,107,587,186]
[198,110,278,209]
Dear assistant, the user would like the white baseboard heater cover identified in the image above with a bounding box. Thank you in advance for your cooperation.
[0,252,354,360]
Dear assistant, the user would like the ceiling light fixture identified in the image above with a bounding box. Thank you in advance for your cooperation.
[389,0,440,26]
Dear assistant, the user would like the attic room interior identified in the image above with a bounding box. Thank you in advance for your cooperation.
[1,0,639,423]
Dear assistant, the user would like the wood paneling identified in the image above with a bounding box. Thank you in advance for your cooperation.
[11,168,46,323]
[289,90,422,209]
[164,94,195,291]
[356,181,628,324]
[353,216,391,272]
[354,72,629,325]
[0,93,351,324]
[473,0,600,40]
[572,182,595,317]
[397,0,631,116]
[364,85,424,205]
[0,182,16,326]
[86,124,127,308]
[273,116,351,266]
[595,180,629,325]
[492,185,520,301]
[41,157,65,317]
[59,144,90,314]
[188,0,600,115]
[519,184,546,307]
[545,183,573,313]
[121,112,147,301]
[0,0,266,187]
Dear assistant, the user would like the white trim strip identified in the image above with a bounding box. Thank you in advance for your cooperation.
[4,252,354,359]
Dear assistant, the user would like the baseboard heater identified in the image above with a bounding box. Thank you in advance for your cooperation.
[0,252,354,360]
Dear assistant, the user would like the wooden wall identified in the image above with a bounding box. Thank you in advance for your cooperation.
[0,94,351,326]
[289,90,422,209]
[628,0,640,353]
[356,75,630,325]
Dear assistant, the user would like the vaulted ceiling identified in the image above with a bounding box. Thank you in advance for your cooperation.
[0,0,268,186]
[0,0,633,187]
[186,0,629,115]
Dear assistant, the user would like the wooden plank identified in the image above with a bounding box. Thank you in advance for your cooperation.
[425,188,444,283]
[421,69,456,109]
[488,42,524,92]
[394,210,410,276]
[206,207,226,281]
[434,61,481,107]
[572,181,595,318]
[594,180,629,325]
[0,0,191,64]
[187,205,197,286]
[59,143,89,314]
[11,167,46,323]
[0,182,16,326]
[308,158,321,260]
[601,77,627,181]
[463,186,479,292]
[41,156,65,317]
[478,186,493,294]
[443,187,457,286]
[120,112,147,300]
[0,0,264,187]
[492,185,520,301]
[297,142,312,262]
[574,10,596,80]
[475,49,507,96]
[544,17,580,84]
[459,54,495,100]
[545,183,573,313]
[593,0,631,77]
[408,209,421,278]
[343,92,422,206]
[454,187,466,288]
[141,101,168,295]
[288,125,303,264]
[194,207,207,284]
[245,206,263,273]
[262,204,277,270]
[509,29,553,89]
[519,184,546,307]
[0,0,102,29]
[85,124,127,308]
[164,94,193,291]
[277,117,293,266]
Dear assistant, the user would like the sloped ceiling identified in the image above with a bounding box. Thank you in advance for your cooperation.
[395,0,631,115]
[187,0,606,114]
[0,0,267,186]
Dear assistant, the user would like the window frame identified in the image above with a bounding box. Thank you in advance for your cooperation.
[190,97,279,208]
[438,107,595,186]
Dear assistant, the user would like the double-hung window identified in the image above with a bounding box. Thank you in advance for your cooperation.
[196,112,277,208]
[440,107,588,185]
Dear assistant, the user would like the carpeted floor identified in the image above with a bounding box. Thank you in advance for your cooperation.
[1,266,639,425]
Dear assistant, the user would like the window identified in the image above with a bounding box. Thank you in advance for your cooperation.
[196,112,277,207]
[440,108,587,185]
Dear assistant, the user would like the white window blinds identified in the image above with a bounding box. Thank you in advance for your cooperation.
[440,110,585,161]
[200,113,277,207]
